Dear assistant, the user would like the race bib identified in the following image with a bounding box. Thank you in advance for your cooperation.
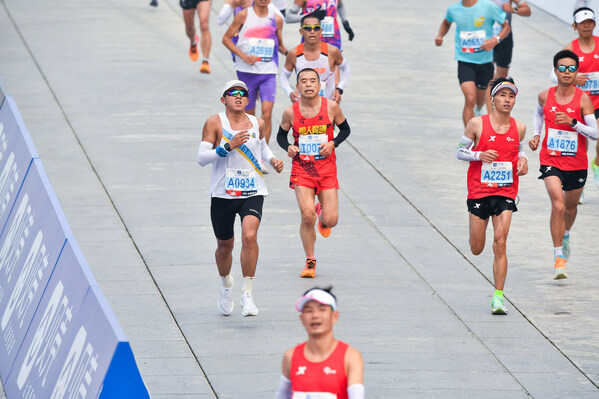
[492,21,501,37]
[481,161,513,188]
[547,128,578,157]
[578,71,599,95]
[225,168,257,197]
[299,134,328,161]
[322,16,334,38]
[318,81,326,97]
[460,30,486,53]
[248,38,275,62]
[292,392,337,399]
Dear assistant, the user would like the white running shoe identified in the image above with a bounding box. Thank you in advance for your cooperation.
[218,285,234,316]
[240,291,259,317]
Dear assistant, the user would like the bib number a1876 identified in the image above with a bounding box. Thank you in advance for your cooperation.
[547,128,578,157]
[481,161,513,187]
[225,169,257,197]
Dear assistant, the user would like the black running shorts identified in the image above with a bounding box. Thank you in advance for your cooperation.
[180,0,209,10]
[210,196,264,241]
[538,165,587,191]
[467,195,517,220]
[493,33,513,69]
[458,61,494,90]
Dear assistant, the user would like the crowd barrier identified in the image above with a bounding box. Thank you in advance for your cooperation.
[0,92,149,398]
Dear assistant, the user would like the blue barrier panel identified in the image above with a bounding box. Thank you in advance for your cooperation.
[0,159,71,381]
[0,96,38,237]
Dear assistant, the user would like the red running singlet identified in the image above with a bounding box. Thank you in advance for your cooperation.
[572,36,599,111]
[290,341,348,399]
[540,87,588,171]
[467,114,520,200]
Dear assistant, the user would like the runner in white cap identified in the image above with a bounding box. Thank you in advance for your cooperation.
[197,80,283,317]
[274,287,364,399]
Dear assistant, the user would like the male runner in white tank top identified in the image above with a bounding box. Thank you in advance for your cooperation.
[197,80,283,317]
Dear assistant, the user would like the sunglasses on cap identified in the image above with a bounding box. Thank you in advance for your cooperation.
[225,89,248,97]
[556,65,578,73]
[301,24,322,32]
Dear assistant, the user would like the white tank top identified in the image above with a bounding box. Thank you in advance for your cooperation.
[234,7,279,74]
[296,42,335,99]
[210,113,268,199]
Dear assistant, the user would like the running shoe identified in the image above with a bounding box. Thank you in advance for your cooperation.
[200,60,211,74]
[474,105,484,117]
[189,35,199,62]
[300,258,316,278]
[553,256,568,280]
[562,235,570,260]
[579,187,585,204]
[218,285,234,316]
[491,295,508,315]
[240,291,259,316]
[315,202,331,238]
[592,157,599,189]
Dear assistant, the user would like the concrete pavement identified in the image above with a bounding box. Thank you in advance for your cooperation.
[1,0,599,397]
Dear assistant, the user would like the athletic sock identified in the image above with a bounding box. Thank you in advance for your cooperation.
[220,274,233,288]
[564,230,570,238]
[554,247,564,259]
[494,289,503,298]
[242,276,254,293]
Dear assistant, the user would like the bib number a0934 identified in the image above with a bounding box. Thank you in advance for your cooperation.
[248,38,275,62]
[299,134,328,161]
[460,30,485,53]
[547,128,578,157]
[225,169,257,197]
[481,161,513,188]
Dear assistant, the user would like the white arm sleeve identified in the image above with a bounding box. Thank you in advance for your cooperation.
[549,68,558,84]
[456,135,481,162]
[336,59,351,90]
[337,0,348,22]
[576,114,599,140]
[347,384,365,399]
[285,3,302,23]
[260,138,275,163]
[273,375,292,399]
[197,141,219,166]
[217,4,233,25]
[280,68,294,97]
[533,104,544,137]
[518,140,527,159]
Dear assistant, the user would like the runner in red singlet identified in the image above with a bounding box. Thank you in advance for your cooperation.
[274,287,364,399]
[456,77,528,314]
[529,50,598,280]
[277,68,350,278]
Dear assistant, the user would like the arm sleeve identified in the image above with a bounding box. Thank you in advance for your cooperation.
[533,104,544,137]
[549,68,558,84]
[260,138,275,163]
[337,0,348,22]
[284,3,302,23]
[333,119,350,147]
[197,141,219,166]
[217,4,234,25]
[280,68,294,97]
[336,59,351,90]
[576,114,599,140]
[347,384,365,399]
[277,125,292,150]
[518,140,527,159]
[456,135,481,162]
[273,375,292,399]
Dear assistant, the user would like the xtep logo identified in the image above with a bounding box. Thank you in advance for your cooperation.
[550,106,557,113]
[489,136,496,141]
[580,56,585,62]
[296,366,307,375]
[474,203,481,209]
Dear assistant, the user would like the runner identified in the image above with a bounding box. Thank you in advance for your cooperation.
[564,7,599,189]
[284,0,354,49]
[181,0,212,73]
[436,0,510,126]
[216,0,284,26]
[274,287,364,399]
[456,77,527,314]
[529,50,598,279]
[222,0,287,150]
[197,80,284,316]
[280,13,351,103]
[277,68,350,278]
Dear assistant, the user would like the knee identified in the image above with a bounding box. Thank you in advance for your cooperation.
[552,201,565,215]
[261,108,273,120]
[216,240,234,254]
[322,211,338,228]
[493,236,507,253]
[241,230,258,247]
[469,238,484,255]
[199,19,210,32]
[464,94,476,106]
[301,210,317,226]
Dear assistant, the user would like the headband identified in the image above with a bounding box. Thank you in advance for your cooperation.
[491,81,518,97]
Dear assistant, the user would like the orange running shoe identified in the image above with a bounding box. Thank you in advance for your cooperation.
[300,258,316,278]
[315,202,331,238]
[200,60,211,74]
[553,256,568,280]
[189,34,199,61]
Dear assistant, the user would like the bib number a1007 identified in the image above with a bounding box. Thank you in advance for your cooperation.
[248,38,275,62]
[225,169,257,197]
[299,134,328,161]
[481,161,513,188]
[547,128,578,157]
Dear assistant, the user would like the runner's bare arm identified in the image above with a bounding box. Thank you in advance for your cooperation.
[435,19,451,46]
[276,14,287,55]
[345,346,364,398]
[222,11,256,65]
[273,349,293,399]
[481,20,510,51]
[281,50,300,101]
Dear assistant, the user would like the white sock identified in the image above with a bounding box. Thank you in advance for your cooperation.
[242,276,254,293]
[554,247,563,258]
[220,274,233,288]
[564,230,570,238]
[202,58,209,63]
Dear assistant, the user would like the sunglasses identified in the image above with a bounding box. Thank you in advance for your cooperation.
[301,25,322,32]
[556,65,578,73]
[225,89,248,97]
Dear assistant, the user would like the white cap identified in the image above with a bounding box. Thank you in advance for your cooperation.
[296,288,337,312]
[574,9,595,24]
[222,79,248,95]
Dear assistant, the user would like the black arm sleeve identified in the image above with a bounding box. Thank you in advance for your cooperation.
[333,119,350,147]
[277,125,292,151]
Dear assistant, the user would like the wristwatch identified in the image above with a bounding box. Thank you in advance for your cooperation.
[570,118,578,128]
[224,142,231,152]
[494,35,501,44]
[335,87,344,95]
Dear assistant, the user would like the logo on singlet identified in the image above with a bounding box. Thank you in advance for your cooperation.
[550,106,557,113]
[506,137,514,142]
[296,366,307,375]
[566,108,575,113]
[595,54,599,59]
[323,367,337,375]
[580,56,585,62]
[474,16,485,27]
[489,136,496,141]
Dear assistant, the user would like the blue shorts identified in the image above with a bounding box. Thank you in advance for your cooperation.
[236,71,276,110]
